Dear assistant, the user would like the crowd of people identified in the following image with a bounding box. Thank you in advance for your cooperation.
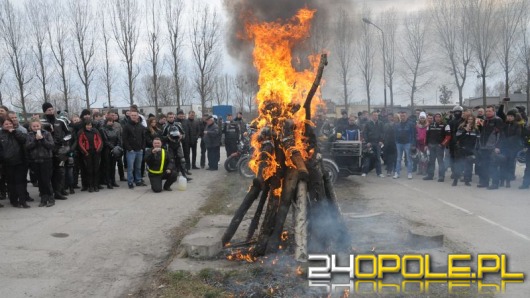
[315,101,530,190]
[0,103,247,209]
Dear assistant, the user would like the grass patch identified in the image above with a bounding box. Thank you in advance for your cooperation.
[198,174,249,215]
[159,270,227,298]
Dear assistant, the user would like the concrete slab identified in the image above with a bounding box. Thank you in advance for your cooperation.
[195,215,233,228]
[181,228,225,259]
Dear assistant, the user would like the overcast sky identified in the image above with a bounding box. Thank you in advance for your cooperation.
[5,0,493,110]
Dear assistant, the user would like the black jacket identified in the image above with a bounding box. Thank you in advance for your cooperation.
[26,130,54,163]
[0,129,27,166]
[100,125,122,149]
[122,121,146,151]
[187,118,201,144]
[363,120,385,144]
[204,123,220,148]
[41,115,70,149]
[502,121,522,150]
[145,148,175,175]
[223,121,240,142]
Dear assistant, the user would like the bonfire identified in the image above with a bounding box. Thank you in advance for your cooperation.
[222,8,349,261]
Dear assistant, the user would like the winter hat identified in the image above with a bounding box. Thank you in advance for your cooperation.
[80,109,91,118]
[419,112,427,119]
[42,102,53,113]
[506,109,518,117]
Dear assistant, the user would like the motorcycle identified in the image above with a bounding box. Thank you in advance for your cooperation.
[225,136,251,172]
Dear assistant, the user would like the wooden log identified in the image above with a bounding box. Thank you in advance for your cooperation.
[266,168,299,253]
[252,177,281,257]
[322,166,351,251]
[294,180,309,261]
[306,157,326,202]
[221,179,262,246]
[303,53,328,121]
[246,184,270,242]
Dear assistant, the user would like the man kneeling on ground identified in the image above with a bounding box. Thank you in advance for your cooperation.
[146,138,177,192]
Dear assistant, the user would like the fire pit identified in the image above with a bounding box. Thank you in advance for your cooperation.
[222,8,350,261]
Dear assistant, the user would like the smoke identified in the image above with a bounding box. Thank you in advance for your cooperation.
[223,0,355,76]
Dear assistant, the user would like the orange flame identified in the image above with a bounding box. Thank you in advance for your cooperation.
[296,265,303,276]
[245,8,325,180]
[226,248,257,263]
[281,231,289,241]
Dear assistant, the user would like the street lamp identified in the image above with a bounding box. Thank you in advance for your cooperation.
[362,18,388,111]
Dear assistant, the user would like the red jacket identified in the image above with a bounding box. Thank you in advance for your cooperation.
[78,129,103,155]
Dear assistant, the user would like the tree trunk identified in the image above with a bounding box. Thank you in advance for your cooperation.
[457,85,464,106]
[85,83,90,109]
[18,82,27,121]
[482,73,487,107]
[366,84,371,113]
[62,67,69,112]
[342,74,348,113]
[389,79,394,110]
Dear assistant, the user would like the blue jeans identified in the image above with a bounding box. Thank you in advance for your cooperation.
[126,150,143,184]
[396,143,412,176]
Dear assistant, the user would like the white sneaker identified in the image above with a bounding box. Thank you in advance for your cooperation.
[361,173,367,177]
[393,173,399,179]
[378,174,385,178]
[408,173,413,179]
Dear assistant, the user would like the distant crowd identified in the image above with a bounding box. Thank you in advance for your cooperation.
[314,101,530,190]
[0,103,246,209]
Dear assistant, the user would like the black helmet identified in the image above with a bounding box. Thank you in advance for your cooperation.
[112,146,123,158]
[168,126,181,141]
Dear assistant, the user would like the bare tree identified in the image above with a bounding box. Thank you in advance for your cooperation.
[0,0,32,120]
[146,0,162,115]
[99,2,114,109]
[212,74,233,106]
[333,9,355,112]
[380,8,399,110]
[70,0,96,109]
[401,11,431,110]
[48,1,71,112]
[165,0,186,110]
[520,0,530,112]
[308,13,330,56]
[357,8,375,112]
[156,75,175,106]
[234,75,247,113]
[25,0,51,103]
[438,84,453,105]
[496,0,526,97]
[431,0,473,106]
[0,62,6,106]
[190,3,221,113]
[466,0,501,107]
[111,0,140,105]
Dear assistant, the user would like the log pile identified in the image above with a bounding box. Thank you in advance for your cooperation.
[222,54,351,261]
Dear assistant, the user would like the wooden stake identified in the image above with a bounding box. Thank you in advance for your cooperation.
[294,180,308,261]
[222,179,262,246]
[266,169,299,253]
[246,184,270,242]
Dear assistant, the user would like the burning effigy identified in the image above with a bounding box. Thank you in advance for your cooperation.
[222,8,350,261]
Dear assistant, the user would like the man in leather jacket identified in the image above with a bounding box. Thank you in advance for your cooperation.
[41,102,70,200]
[146,138,178,192]
[223,114,240,158]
